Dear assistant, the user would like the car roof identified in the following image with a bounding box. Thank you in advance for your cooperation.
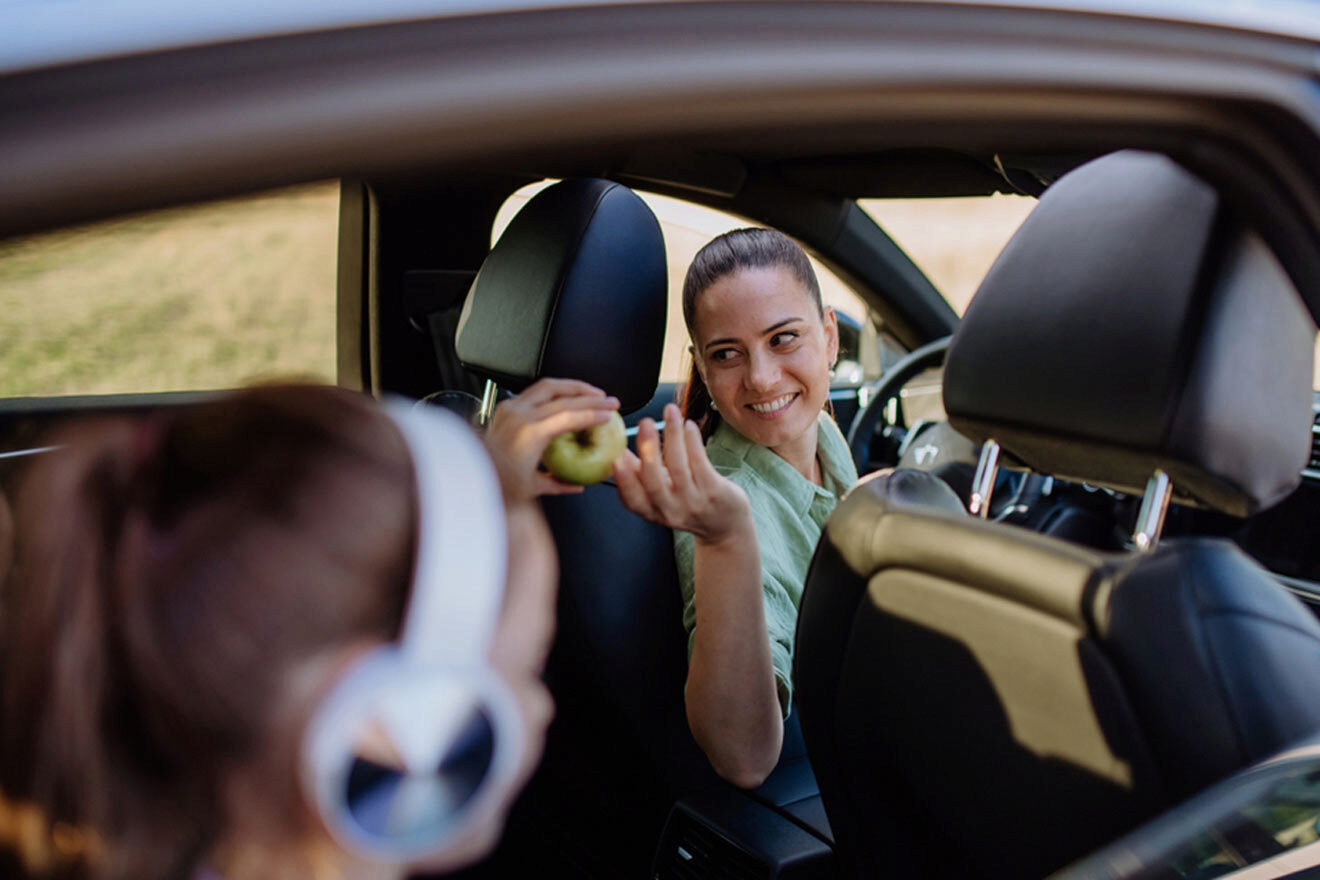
[2,0,1318,76]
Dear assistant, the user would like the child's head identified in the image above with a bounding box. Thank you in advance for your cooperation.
[0,385,543,879]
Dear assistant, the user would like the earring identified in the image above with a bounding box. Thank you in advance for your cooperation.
[710,401,718,413]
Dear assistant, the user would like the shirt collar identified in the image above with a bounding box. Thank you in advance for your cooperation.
[709,414,850,517]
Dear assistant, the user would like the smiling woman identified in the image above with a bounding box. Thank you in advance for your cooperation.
[613,228,859,790]
[0,182,338,398]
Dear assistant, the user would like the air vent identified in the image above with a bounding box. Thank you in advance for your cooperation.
[1306,408,1320,481]
[653,809,767,880]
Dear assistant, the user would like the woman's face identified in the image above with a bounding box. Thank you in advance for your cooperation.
[692,265,838,453]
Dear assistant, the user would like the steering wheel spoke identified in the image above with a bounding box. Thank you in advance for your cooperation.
[846,335,953,472]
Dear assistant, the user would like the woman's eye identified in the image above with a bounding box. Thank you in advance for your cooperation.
[710,348,737,363]
[770,331,800,347]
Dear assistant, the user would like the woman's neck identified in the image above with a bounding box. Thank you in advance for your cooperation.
[768,419,822,485]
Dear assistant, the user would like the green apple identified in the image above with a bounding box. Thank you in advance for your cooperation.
[541,412,627,485]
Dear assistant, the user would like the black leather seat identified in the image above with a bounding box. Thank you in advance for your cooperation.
[450,178,825,878]
[794,151,1320,880]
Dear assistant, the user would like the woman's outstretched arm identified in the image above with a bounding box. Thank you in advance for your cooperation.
[614,404,783,788]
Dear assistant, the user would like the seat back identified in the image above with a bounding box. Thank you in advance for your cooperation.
[798,472,1166,877]
[451,179,729,876]
[795,152,1320,879]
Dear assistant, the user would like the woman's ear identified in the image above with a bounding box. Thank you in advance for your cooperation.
[822,306,839,366]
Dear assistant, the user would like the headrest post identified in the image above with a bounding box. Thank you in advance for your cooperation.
[1132,469,1172,552]
[478,380,499,428]
[968,439,1000,518]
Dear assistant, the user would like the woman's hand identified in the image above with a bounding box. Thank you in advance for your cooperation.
[484,378,620,503]
[614,403,751,544]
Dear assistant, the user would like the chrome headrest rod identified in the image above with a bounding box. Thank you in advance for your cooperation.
[968,439,1001,518]
[478,379,500,428]
[1132,469,1173,552]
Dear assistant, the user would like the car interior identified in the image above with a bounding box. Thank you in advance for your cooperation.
[4,142,1320,880]
[4,8,1320,877]
[348,150,1320,880]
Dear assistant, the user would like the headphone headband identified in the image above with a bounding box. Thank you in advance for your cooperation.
[303,397,521,863]
[382,398,507,666]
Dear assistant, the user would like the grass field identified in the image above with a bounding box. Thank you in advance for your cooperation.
[0,182,339,398]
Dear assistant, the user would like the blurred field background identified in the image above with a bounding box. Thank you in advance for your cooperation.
[0,182,339,397]
[1,181,1315,397]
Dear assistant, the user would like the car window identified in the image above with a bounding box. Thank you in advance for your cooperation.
[494,181,875,384]
[862,194,1320,391]
[858,194,1037,316]
[0,181,338,398]
[1127,760,1320,879]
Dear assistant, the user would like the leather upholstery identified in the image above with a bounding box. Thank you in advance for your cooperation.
[1101,540,1320,800]
[504,485,722,877]
[796,474,1320,879]
[944,151,1315,517]
[796,153,1320,880]
[454,178,668,414]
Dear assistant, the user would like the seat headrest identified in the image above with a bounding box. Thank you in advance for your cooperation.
[944,150,1315,517]
[455,178,668,414]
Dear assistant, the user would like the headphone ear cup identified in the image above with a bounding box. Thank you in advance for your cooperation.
[302,647,526,862]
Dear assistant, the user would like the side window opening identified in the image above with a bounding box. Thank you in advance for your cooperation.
[493,181,876,384]
[0,181,339,398]
[861,193,1320,389]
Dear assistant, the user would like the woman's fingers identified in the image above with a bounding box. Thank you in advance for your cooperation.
[662,404,696,498]
[684,418,720,489]
[635,418,682,520]
[613,451,661,522]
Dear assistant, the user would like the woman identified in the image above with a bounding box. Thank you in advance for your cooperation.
[614,228,858,789]
[0,378,617,880]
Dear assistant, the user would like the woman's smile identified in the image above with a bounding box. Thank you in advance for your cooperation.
[747,393,799,418]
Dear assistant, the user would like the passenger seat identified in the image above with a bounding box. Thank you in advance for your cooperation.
[794,151,1320,880]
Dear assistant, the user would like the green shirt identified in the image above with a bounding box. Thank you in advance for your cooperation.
[674,411,858,718]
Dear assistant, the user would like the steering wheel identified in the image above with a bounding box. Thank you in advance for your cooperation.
[845,333,1054,524]
[846,334,952,472]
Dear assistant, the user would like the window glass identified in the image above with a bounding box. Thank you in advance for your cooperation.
[861,194,1320,390]
[0,181,339,398]
[858,194,1036,316]
[494,182,874,383]
[1144,763,1320,878]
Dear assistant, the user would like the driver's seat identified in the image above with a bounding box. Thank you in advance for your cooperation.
[794,151,1320,879]
[451,178,826,879]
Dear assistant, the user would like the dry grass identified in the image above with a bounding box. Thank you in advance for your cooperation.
[0,182,339,398]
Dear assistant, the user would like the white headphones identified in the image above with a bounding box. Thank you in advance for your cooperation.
[302,398,524,862]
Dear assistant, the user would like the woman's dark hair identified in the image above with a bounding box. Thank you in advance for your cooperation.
[679,228,823,439]
[0,385,416,879]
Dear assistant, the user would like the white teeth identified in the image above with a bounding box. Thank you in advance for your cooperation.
[749,394,795,414]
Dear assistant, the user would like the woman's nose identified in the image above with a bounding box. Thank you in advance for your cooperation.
[745,351,781,391]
